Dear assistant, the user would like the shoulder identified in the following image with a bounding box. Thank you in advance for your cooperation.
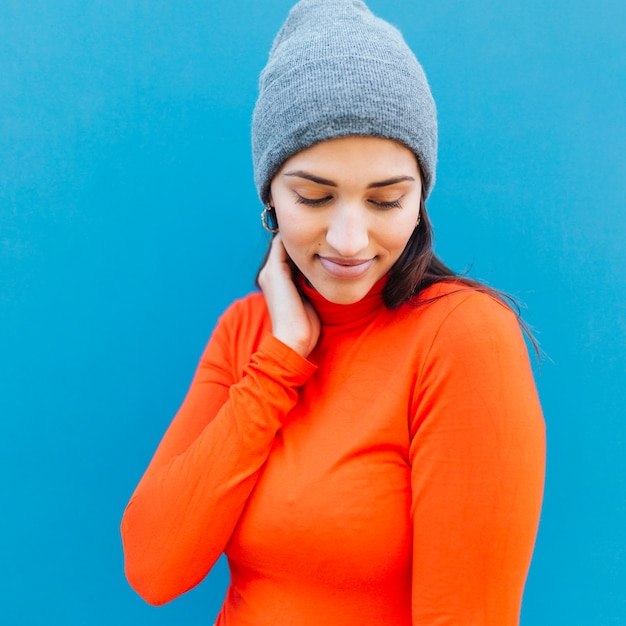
[412,280,519,328]
[405,283,540,427]
[208,291,271,364]
[218,291,269,329]
[403,281,527,358]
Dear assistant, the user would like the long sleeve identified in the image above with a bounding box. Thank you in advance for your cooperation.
[121,296,316,606]
[409,293,546,625]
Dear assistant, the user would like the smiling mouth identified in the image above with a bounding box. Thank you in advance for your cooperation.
[317,256,374,279]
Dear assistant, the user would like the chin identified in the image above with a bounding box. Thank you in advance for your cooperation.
[309,279,375,305]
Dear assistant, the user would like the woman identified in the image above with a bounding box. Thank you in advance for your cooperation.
[121,1,545,624]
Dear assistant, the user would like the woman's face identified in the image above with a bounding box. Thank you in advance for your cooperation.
[269,136,422,305]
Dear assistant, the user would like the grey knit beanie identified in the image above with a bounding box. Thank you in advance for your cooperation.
[252,0,437,203]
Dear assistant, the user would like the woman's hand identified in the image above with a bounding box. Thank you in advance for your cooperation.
[258,235,321,358]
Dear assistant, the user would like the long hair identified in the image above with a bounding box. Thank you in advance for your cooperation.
[255,196,539,354]
[383,196,539,353]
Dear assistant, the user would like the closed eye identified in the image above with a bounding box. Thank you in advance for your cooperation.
[294,194,403,209]
[370,199,402,209]
[294,193,333,206]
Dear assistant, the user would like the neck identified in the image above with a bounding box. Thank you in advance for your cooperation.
[297,273,387,327]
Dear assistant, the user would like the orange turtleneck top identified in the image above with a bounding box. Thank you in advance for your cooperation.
[121,278,545,625]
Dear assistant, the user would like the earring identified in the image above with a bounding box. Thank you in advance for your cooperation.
[416,212,421,227]
[261,205,279,233]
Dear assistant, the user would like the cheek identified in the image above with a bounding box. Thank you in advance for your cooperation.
[275,207,324,249]
[279,227,320,278]
[375,216,419,254]
[273,222,315,271]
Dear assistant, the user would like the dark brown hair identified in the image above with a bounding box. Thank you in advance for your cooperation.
[385,196,538,352]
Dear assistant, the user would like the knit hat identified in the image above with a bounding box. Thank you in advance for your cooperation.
[252,0,437,203]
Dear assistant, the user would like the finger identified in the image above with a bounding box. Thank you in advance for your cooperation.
[271,234,288,263]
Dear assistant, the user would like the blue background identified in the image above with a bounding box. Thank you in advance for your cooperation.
[1,1,624,624]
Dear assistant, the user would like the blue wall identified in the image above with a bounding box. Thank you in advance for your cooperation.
[1,1,624,623]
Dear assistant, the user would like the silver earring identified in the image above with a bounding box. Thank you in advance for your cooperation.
[261,205,279,233]
[416,212,421,227]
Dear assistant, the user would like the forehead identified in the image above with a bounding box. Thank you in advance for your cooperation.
[281,136,421,180]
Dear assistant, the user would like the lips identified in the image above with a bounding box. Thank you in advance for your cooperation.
[317,256,374,279]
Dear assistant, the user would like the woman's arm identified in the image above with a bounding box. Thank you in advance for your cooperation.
[122,236,320,606]
[121,300,316,606]
[409,293,546,625]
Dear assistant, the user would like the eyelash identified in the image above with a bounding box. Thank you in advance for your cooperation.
[294,194,402,209]
[295,194,332,206]
[373,199,402,209]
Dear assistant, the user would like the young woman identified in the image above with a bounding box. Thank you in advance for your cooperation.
[121,1,546,624]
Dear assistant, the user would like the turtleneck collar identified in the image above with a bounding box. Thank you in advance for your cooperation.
[297,272,387,327]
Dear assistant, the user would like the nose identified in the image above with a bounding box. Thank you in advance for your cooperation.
[325,202,370,257]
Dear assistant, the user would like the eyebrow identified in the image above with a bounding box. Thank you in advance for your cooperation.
[368,175,415,189]
[283,171,415,189]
